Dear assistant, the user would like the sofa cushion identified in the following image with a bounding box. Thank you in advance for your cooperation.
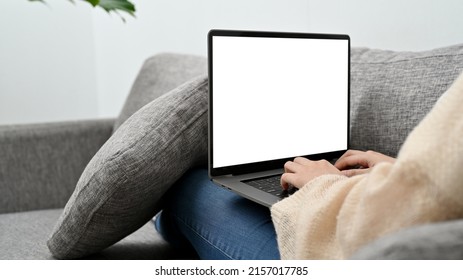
[0,119,114,215]
[47,76,209,259]
[0,209,174,260]
[350,44,463,156]
[114,53,207,130]
[350,220,463,260]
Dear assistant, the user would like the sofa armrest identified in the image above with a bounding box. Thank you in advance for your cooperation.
[0,119,114,214]
[350,220,463,260]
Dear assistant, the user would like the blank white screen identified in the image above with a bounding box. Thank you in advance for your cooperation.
[212,36,348,168]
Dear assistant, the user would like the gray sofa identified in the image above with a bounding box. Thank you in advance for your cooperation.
[1,45,463,259]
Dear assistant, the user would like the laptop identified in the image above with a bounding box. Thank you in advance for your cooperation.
[208,30,350,207]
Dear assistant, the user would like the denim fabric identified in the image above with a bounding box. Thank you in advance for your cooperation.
[155,168,280,260]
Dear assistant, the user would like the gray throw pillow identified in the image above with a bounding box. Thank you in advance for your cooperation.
[114,53,207,130]
[47,75,208,259]
[350,44,463,157]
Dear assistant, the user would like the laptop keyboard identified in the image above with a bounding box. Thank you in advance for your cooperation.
[242,175,297,198]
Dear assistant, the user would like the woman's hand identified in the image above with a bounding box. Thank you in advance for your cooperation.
[279,150,396,189]
[334,149,396,177]
[280,157,343,190]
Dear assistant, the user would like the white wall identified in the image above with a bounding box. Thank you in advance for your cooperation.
[0,0,98,125]
[307,0,463,51]
[1,0,463,125]
[92,0,311,118]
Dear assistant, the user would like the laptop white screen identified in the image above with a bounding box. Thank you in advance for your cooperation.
[212,35,349,169]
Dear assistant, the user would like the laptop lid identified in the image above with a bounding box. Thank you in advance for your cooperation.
[208,30,350,178]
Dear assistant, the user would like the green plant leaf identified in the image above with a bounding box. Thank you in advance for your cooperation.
[28,0,136,15]
[97,0,136,15]
[86,0,99,7]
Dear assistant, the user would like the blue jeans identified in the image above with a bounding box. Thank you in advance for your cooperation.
[154,168,280,260]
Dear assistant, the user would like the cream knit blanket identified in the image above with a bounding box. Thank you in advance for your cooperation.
[271,72,463,259]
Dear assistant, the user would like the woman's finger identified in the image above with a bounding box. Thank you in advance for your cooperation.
[337,149,362,161]
[284,160,303,173]
[341,167,370,177]
[280,172,298,190]
[335,154,369,170]
[293,156,311,165]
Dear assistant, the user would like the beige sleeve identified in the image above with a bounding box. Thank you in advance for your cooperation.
[271,72,463,259]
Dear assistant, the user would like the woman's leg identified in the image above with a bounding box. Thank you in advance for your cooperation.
[155,168,280,260]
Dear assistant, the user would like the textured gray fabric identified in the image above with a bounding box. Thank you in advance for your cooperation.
[0,209,174,260]
[0,209,59,259]
[350,220,463,259]
[350,44,463,156]
[0,119,114,214]
[114,53,207,130]
[48,76,209,259]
